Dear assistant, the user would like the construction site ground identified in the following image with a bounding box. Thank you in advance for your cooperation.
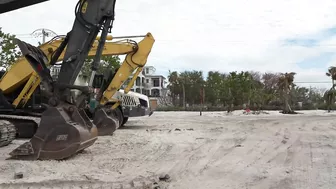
[0,110,336,189]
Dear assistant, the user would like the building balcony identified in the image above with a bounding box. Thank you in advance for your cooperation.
[143,83,152,89]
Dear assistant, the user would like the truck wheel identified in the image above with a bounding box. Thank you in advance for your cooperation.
[104,104,124,128]
[121,117,128,126]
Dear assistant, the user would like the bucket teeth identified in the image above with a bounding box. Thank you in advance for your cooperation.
[8,141,39,160]
[10,142,35,156]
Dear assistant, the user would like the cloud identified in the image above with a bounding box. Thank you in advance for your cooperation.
[1,0,336,89]
[282,27,336,47]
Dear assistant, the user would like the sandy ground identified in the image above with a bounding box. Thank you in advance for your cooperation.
[1,110,336,188]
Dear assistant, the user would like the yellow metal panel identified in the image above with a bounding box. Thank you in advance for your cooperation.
[100,32,155,107]
[12,72,39,107]
[0,37,134,94]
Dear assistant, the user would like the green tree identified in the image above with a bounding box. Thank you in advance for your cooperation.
[261,72,281,105]
[277,72,296,114]
[205,71,224,105]
[164,69,330,111]
[0,27,21,70]
[225,71,252,106]
[249,73,265,109]
[179,70,205,105]
[80,55,121,81]
[167,70,205,107]
[167,70,181,106]
[290,86,309,109]
[326,66,336,85]
[324,66,336,112]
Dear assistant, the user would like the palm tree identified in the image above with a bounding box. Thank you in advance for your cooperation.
[324,89,336,112]
[325,66,336,112]
[326,66,336,84]
[167,71,181,106]
[277,72,297,114]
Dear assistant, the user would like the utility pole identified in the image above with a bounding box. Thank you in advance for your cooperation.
[31,28,58,45]
[42,29,46,43]
[200,87,205,116]
[182,83,186,110]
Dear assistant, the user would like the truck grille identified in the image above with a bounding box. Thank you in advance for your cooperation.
[122,95,137,106]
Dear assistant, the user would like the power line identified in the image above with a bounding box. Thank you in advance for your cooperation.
[14,33,32,36]
[11,33,336,47]
[295,81,331,83]
[12,29,58,44]
[31,28,58,44]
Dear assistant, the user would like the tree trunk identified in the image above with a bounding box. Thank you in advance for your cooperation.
[283,80,292,113]
[182,84,186,110]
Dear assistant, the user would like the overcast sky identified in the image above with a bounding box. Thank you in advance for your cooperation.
[1,0,336,89]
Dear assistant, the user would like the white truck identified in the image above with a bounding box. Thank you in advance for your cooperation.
[113,89,154,126]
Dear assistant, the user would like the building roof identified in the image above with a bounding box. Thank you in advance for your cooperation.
[145,74,166,79]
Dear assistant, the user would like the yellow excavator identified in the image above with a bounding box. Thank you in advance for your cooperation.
[0,33,155,145]
[0,0,155,160]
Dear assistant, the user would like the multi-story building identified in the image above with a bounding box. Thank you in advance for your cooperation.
[122,66,167,97]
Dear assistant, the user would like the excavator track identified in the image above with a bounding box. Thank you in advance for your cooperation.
[0,114,40,124]
[0,114,40,138]
[0,120,16,147]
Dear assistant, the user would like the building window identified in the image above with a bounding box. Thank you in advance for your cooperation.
[146,79,149,83]
[151,89,160,97]
[136,77,140,86]
[152,78,160,87]
[146,68,149,74]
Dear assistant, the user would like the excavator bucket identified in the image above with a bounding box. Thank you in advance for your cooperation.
[93,107,119,136]
[8,104,98,160]
[91,73,120,136]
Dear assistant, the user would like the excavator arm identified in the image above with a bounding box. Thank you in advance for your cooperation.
[91,33,155,135]
[3,0,120,160]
